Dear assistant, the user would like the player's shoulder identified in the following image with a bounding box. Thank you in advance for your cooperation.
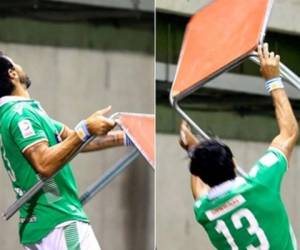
[4,102,40,132]
[9,102,38,119]
[248,147,288,184]
[258,147,287,169]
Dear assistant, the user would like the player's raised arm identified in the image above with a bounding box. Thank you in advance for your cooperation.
[23,106,116,177]
[179,120,209,200]
[258,43,299,162]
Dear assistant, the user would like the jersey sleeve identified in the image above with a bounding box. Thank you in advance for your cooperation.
[248,147,288,193]
[51,119,65,136]
[10,111,48,153]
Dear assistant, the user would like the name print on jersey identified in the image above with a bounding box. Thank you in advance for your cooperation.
[206,195,246,221]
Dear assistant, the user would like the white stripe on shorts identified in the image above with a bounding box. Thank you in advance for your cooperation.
[23,221,101,250]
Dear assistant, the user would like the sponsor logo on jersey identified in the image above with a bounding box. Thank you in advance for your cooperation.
[18,120,35,138]
[14,187,24,197]
[20,216,37,223]
[206,195,245,221]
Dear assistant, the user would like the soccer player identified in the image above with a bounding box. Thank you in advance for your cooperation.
[0,53,130,249]
[179,43,299,250]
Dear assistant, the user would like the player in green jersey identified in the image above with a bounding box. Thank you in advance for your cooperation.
[0,52,130,249]
[179,43,299,250]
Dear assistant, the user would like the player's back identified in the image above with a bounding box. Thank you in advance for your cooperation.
[194,148,297,250]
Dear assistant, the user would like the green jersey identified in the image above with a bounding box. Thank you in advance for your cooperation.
[0,96,88,245]
[194,147,297,250]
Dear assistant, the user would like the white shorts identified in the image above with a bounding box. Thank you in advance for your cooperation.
[23,221,101,250]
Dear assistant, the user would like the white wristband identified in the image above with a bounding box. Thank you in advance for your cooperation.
[75,120,91,142]
[265,77,284,93]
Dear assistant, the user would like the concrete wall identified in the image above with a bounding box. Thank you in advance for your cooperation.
[53,0,154,11]
[157,133,300,250]
[156,0,300,35]
[0,42,154,250]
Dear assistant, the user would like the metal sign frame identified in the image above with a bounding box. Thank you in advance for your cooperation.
[169,0,300,176]
[170,0,274,101]
[170,54,300,139]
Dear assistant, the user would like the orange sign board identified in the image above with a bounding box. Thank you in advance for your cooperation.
[118,113,155,168]
[171,0,271,98]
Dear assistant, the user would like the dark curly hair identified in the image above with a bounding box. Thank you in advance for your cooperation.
[0,52,15,97]
[190,139,236,187]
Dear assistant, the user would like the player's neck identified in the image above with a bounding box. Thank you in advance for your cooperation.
[11,85,30,99]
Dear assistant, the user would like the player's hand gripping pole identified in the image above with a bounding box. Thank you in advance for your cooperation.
[2,113,118,221]
[80,112,154,204]
[249,52,300,91]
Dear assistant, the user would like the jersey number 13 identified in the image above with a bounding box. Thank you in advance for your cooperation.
[215,208,270,250]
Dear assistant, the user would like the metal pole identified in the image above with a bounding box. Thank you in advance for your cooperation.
[173,100,209,140]
[80,149,139,205]
[172,98,247,177]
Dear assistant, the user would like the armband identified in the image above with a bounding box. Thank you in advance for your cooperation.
[265,77,284,93]
[75,120,91,142]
